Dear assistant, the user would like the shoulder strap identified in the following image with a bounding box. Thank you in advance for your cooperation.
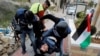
[37,4,40,15]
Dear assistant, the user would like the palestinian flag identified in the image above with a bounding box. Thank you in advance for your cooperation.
[72,13,93,49]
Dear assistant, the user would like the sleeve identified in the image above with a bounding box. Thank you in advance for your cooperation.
[40,14,59,23]
[42,29,53,39]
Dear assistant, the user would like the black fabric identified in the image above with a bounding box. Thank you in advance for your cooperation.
[33,21,43,38]
[40,14,60,24]
[34,54,44,56]
[36,4,40,16]
[55,21,71,38]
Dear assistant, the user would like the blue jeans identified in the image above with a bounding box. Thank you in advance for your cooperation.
[20,29,37,53]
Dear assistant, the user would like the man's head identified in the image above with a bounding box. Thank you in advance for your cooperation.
[43,0,50,10]
[40,36,56,53]
[40,43,48,52]
[24,10,34,21]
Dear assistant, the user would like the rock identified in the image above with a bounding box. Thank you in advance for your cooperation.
[10,44,15,50]
[2,48,7,54]
[0,33,4,38]
[0,45,3,52]
[2,53,8,56]
[3,43,9,48]
[14,43,20,51]
[7,47,14,54]
[9,38,15,45]
[0,41,3,44]
[0,37,10,44]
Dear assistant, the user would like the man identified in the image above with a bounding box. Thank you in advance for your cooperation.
[35,14,71,56]
[13,8,37,54]
[30,0,51,39]
[36,21,71,56]
[30,0,50,18]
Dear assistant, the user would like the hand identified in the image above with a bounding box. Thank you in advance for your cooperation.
[43,28,48,31]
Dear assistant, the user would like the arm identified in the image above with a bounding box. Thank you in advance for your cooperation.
[40,14,60,24]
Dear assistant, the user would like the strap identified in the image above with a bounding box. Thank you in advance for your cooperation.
[37,4,40,15]
[13,17,19,24]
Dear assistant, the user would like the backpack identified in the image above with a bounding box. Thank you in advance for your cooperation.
[11,18,21,34]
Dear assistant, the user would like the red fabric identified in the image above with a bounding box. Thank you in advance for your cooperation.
[87,14,91,32]
[37,10,45,29]
[38,10,45,19]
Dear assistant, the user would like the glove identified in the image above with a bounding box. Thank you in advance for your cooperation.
[28,24,33,29]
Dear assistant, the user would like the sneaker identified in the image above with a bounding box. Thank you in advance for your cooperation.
[63,53,69,56]
[34,54,44,56]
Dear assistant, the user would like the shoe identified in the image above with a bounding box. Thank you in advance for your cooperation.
[63,53,69,56]
[34,54,44,56]
[22,50,26,54]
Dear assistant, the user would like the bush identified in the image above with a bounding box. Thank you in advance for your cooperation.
[76,11,85,19]
[0,1,29,27]
[88,1,94,7]
[75,18,84,28]
[75,11,86,28]
[91,26,97,35]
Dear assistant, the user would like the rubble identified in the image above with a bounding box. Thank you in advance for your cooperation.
[0,32,20,56]
[2,53,8,56]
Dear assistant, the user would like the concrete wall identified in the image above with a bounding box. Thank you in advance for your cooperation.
[96,15,100,32]
[91,0,100,32]
[71,45,100,56]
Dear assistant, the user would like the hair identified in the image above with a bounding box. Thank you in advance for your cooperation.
[45,0,50,7]
[24,10,34,20]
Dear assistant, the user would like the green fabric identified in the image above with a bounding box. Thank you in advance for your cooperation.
[80,35,91,49]
[30,3,44,14]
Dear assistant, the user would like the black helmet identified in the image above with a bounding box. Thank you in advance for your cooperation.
[54,21,71,37]
[24,10,34,21]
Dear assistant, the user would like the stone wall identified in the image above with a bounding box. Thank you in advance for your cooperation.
[0,33,20,56]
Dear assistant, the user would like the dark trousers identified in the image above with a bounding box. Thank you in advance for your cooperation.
[20,29,37,53]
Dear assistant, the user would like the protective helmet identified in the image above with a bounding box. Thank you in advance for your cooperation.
[54,21,71,37]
